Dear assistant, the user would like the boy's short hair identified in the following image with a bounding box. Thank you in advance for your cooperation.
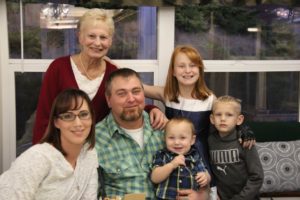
[165,116,196,136]
[212,95,242,114]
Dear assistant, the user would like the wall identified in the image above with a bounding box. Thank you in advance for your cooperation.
[0,1,9,174]
[0,46,2,174]
[0,1,5,174]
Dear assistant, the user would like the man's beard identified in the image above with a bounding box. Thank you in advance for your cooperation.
[120,107,143,121]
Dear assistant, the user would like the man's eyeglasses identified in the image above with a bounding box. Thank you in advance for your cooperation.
[58,111,91,121]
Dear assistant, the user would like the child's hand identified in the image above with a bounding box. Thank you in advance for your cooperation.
[195,171,210,187]
[170,155,186,168]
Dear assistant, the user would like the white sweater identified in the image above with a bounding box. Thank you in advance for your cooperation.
[0,143,98,200]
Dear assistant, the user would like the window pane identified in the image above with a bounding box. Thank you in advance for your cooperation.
[139,72,154,105]
[7,3,157,59]
[7,2,21,58]
[205,72,299,122]
[175,5,300,60]
[15,72,42,156]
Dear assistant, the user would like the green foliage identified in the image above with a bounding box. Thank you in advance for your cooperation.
[176,4,258,34]
[24,28,41,58]
[175,6,209,32]
[9,28,41,58]
[8,32,21,58]
[213,6,258,34]
[261,22,296,59]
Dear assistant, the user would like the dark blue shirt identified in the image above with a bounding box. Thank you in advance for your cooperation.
[151,147,206,200]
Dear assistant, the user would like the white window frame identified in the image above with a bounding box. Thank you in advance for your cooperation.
[1,4,300,172]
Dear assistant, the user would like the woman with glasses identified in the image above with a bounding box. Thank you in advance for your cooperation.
[0,89,98,200]
[33,8,166,144]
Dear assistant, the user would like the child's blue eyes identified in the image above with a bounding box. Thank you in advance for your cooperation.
[88,35,108,40]
[167,137,187,140]
[214,113,234,117]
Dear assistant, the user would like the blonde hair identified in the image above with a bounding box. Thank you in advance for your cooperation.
[212,95,242,114]
[164,45,212,103]
[78,8,115,36]
[165,116,196,137]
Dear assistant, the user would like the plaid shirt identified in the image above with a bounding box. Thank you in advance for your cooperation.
[95,111,164,199]
[151,147,206,199]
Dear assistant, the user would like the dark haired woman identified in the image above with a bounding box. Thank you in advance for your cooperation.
[0,89,98,200]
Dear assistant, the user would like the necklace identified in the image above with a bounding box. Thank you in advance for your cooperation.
[79,53,93,80]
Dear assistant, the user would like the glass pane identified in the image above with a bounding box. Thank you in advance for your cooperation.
[15,71,154,156]
[205,72,299,122]
[15,72,42,156]
[7,3,157,59]
[7,2,21,58]
[139,72,154,105]
[175,5,300,60]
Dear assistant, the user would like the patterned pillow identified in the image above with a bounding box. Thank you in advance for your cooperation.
[256,140,300,193]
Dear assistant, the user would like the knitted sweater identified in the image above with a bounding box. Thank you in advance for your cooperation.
[0,143,98,200]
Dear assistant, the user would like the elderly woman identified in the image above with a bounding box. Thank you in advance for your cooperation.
[33,8,166,144]
[0,89,98,199]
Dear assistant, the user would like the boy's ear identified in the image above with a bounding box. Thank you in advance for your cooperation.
[237,114,244,125]
[191,134,196,145]
[210,114,215,125]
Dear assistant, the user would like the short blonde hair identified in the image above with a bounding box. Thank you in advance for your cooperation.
[78,8,115,36]
[165,116,196,137]
[212,95,242,114]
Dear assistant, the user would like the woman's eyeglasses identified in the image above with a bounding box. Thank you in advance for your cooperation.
[58,111,91,121]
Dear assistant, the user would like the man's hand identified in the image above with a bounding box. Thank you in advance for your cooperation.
[149,108,168,130]
[238,124,256,149]
[176,188,209,200]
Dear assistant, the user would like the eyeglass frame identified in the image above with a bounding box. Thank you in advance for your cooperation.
[57,110,91,121]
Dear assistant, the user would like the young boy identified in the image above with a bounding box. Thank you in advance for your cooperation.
[208,95,263,200]
[151,116,210,200]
